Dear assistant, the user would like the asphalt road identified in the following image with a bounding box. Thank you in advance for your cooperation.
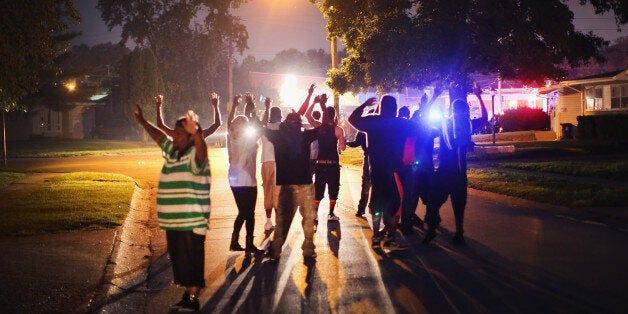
[7,149,628,313]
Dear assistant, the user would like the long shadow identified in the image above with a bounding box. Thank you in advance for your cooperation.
[370,224,609,313]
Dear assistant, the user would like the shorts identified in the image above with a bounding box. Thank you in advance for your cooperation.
[314,163,340,200]
[166,230,206,288]
[261,161,279,209]
[369,168,401,216]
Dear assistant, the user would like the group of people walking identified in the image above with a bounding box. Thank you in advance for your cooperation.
[133,83,478,311]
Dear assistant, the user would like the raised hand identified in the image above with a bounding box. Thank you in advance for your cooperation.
[264,97,272,108]
[133,105,144,123]
[155,94,163,106]
[308,83,315,95]
[211,92,219,107]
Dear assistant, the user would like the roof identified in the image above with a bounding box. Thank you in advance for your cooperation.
[540,68,628,93]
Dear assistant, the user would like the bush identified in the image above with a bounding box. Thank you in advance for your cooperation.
[577,114,628,141]
[500,107,550,132]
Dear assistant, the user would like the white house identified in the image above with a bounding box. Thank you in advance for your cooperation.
[543,69,628,138]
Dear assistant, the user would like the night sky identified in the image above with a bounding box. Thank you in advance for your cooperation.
[71,0,624,60]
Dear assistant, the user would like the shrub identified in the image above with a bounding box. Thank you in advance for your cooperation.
[577,114,628,140]
[500,107,550,132]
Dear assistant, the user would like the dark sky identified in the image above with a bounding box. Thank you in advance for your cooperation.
[72,0,624,60]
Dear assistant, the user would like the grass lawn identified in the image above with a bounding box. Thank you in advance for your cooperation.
[497,158,628,182]
[7,139,158,158]
[468,169,628,207]
[0,171,26,190]
[0,172,135,236]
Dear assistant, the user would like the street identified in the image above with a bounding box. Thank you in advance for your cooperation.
[7,149,627,313]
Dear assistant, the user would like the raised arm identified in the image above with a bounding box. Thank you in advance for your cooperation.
[262,97,271,126]
[155,95,175,138]
[335,125,346,152]
[244,93,258,121]
[227,94,242,129]
[202,92,222,138]
[296,83,315,115]
[135,104,166,145]
[473,84,488,123]
[305,95,322,127]
[182,110,208,166]
[348,97,377,130]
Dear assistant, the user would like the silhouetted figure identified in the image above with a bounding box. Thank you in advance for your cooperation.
[424,97,472,245]
[349,95,418,250]
[263,89,319,260]
[306,93,346,223]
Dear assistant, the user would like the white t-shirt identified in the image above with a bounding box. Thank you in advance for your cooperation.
[227,124,259,187]
[260,122,279,163]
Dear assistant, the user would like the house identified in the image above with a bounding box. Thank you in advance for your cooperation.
[5,79,110,141]
[543,69,628,138]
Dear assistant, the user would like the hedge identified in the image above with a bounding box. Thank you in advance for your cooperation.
[577,114,628,140]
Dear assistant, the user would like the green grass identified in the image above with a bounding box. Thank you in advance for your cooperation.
[497,159,628,182]
[0,172,135,236]
[0,171,26,190]
[468,169,628,207]
[6,139,158,158]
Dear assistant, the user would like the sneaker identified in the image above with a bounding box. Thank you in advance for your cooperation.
[452,232,465,245]
[169,292,200,312]
[422,229,437,245]
[264,220,274,231]
[245,245,264,254]
[371,234,383,248]
[328,214,339,221]
[383,238,408,251]
[229,243,245,251]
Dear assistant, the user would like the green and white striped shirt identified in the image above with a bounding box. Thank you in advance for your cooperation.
[157,137,211,231]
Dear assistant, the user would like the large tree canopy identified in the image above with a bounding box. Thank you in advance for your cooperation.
[0,0,80,111]
[98,0,249,118]
[312,0,626,95]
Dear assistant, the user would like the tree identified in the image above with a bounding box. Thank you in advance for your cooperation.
[0,0,80,167]
[118,48,164,140]
[0,0,80,111]
[97,0,249,117]
[311,0,626,100]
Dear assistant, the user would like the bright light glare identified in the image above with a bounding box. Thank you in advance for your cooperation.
[428,107,443,123]
[65,80,76,92]
[279,74,298,108]
[245,126,257,137]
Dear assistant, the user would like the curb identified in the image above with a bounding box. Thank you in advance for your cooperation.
[90,181,156,312]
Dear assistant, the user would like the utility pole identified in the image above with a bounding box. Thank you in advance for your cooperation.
[331,36,339,115]
[228,38,234,106]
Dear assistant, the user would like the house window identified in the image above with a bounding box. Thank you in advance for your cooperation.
[611,84,628,109]
[585,86,604,110]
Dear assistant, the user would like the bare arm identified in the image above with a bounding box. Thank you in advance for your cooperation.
[202,92,222,138]
[335,125,346,151]
[296,83,315,115]
[227,95,241,129]
[135,105,166,144]
[155,95,175,138]
[262,97,271,126]
[305,95,322,127]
